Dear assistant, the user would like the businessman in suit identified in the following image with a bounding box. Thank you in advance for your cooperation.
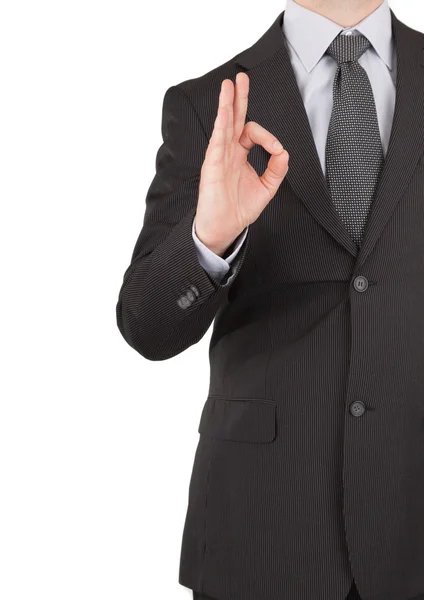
[116,0,424,598]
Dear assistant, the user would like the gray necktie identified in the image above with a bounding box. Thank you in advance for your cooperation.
[325,33,385,247]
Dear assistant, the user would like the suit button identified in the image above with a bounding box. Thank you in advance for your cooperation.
[353,276,368,292]
[189,285,200,298]
[350,401,366,417]
[186,289,196,302]
[177,295,192,309]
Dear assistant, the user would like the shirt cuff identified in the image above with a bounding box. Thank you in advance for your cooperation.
[192,216,249,279]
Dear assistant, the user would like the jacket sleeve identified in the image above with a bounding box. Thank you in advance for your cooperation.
[116,84,250,361]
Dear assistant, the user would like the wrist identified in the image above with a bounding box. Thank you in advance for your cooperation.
[194,217,243,257]
[195,229,238,257]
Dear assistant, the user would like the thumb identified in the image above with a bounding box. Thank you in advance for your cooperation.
[259,150,289,198]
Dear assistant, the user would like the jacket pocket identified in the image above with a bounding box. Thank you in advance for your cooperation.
[198,396,276,443]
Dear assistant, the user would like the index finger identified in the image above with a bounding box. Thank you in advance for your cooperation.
[233,72,249,142]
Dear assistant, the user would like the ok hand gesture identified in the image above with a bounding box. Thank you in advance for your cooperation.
[195,72,289,256]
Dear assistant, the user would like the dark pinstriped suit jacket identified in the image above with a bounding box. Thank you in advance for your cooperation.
[116,8,424,600]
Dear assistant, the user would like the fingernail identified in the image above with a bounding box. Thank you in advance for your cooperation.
[273,140,283,151]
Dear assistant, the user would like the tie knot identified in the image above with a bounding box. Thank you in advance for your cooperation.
[326,33,371,65]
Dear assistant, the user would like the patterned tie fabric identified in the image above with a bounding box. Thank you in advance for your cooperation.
[325,32,385,247]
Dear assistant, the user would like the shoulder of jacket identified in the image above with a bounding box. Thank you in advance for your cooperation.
[399,19,424,44]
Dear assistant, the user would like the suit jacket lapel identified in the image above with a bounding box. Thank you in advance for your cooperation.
[235,10,359,257]
[355,9,424,270]
[235,9,424,264]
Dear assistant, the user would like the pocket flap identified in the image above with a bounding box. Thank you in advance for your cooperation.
[198,396,276,443]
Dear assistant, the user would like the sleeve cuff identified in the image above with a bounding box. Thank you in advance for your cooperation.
[192,216,249,279]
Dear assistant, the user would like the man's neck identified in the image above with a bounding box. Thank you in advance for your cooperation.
[292,0,385,28]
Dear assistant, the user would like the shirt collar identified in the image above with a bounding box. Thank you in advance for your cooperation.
[282,0,394,73]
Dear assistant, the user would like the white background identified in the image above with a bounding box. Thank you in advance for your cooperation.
[0,1,422,598]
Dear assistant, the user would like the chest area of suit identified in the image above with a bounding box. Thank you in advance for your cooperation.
[241,145,424,289]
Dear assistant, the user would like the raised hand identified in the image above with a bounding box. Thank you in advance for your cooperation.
[194,72,289,256]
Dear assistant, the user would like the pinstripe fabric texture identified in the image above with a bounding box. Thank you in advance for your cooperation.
[325,33,385,246]
[116,8,424,600]
[193,578,363,600]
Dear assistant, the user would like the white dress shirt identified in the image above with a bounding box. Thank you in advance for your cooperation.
[192,0,397,282]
